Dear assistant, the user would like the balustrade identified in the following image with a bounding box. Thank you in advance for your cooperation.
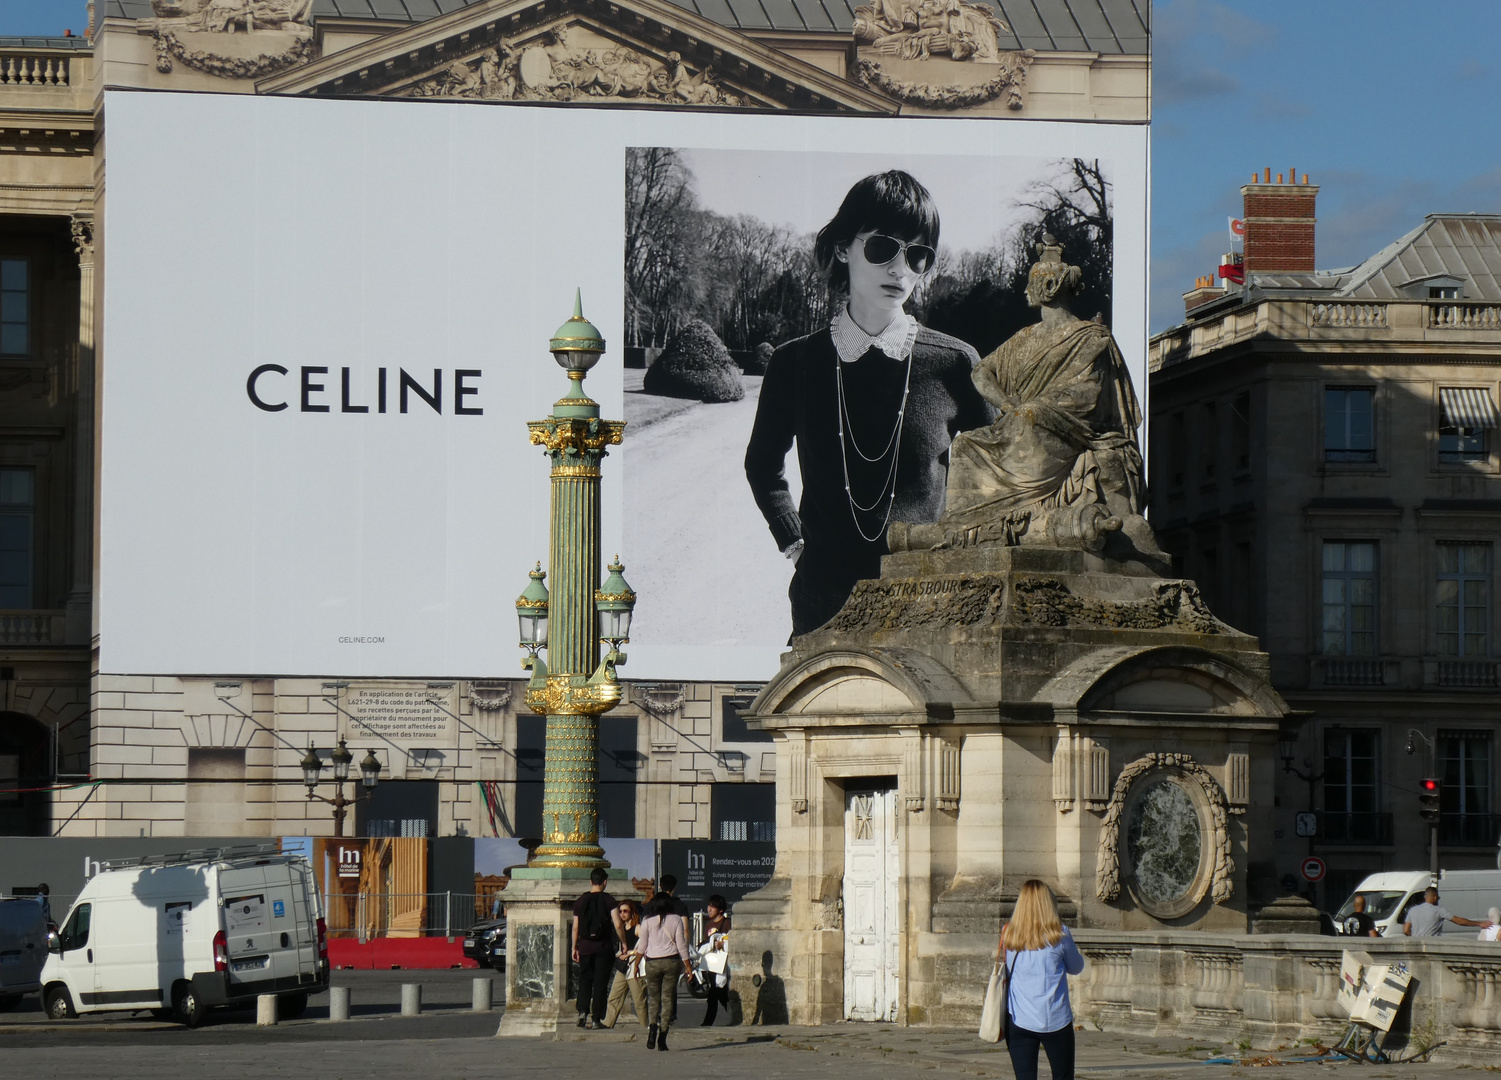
[1428,302,1501,330]
[0,52,71,86]
[0,610,66,645]
[1311,302,1387,328]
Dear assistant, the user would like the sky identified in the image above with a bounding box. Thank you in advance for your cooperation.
[4,0,1498,334]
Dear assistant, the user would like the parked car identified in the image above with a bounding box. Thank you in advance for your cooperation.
[41,847,329,1026]
[462,918,506,969]
[0,895,49,1010]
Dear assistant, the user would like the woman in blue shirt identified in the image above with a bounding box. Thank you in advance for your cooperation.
[997,879,1085,1080]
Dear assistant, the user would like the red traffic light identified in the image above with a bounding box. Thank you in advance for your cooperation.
[1421,778,1440,793]
[1419,777,1443,823]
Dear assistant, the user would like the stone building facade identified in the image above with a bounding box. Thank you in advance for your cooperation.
[1150,174,1501,907]
[0,1,1147,839]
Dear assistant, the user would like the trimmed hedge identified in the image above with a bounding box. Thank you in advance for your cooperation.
[642,319,745,403]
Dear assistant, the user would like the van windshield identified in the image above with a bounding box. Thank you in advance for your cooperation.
[1335,891,1407,922]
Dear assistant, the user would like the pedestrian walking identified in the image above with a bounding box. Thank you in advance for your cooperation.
[602,899,649,1029]
[637,889,693,1051]
[996,879,1085,1080]
[698,894,732,1026]
[571,868,624,1029]
[656,874,691,917]
[745,169,991,638]
[35,883,51,926]
[1402,886,1495,937]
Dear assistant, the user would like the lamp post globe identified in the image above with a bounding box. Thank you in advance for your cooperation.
[359,749,383,790]
[517,562,550,655]
[330,738,354,782]
[300,744,323,790]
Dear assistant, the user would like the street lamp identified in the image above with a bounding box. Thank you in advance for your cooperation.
[517,291,632,870]
[302,738,381,837]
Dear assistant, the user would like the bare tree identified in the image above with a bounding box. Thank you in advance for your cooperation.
[625,147,704,348]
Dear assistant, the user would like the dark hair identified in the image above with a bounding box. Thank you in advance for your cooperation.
[659,874,678,893]
[617,898,639,923]
[707,894,727,911]
[815,170,940,294]
[589,867,608,886]
[645,891,675,921]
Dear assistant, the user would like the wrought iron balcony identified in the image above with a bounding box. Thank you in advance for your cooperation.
[1438,812,1501,847]
[1319,811,1393,846]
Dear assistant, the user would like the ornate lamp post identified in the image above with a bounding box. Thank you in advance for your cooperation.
[301,738,382,837]
[516,292,634,869]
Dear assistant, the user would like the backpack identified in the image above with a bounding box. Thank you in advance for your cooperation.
[581,894,611,942]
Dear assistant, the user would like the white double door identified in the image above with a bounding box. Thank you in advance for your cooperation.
[843,786,899,1022]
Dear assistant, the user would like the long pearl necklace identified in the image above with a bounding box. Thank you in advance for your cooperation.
[835,345,913,543]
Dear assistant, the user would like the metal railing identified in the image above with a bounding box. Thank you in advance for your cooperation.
[1438,812,1501,847]
[1319,811,1393,846]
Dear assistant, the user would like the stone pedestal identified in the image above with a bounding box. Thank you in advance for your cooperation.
[495,866,635,1037]
[735,544,1291,1027]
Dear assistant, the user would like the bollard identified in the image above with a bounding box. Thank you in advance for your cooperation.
[256,994,278,1026]
[401,982,422,1017]
[329,986,351,1022]
[472,977,492,1013]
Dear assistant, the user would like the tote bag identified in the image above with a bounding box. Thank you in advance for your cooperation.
[978,959,1005,1043]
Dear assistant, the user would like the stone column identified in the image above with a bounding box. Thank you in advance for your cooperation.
[65,213,93,646]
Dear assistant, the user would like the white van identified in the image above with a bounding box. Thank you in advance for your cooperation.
[1334,869,1501,937]
[40,847,328,1025]
[0,895,49,1009]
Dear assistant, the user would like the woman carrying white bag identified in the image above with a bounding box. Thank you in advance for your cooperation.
[979,879,1084,1080]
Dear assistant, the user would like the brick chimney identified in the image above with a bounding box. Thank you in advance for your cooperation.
[1183,275,1226,315]
[1240,167,1318,274]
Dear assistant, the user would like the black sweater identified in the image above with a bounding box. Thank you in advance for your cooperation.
[745,326,991,600]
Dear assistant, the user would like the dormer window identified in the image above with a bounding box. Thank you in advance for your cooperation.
[1429,285,1459,300]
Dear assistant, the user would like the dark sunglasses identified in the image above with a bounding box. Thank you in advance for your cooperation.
[856,233,936,274]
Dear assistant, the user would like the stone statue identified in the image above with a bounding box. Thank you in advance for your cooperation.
[853,0,1006,62]
[888,236,1164,562]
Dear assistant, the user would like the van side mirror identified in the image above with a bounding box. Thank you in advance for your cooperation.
[49,935,63,955]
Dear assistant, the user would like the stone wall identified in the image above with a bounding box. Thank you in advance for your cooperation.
[1067,930,1501,1063]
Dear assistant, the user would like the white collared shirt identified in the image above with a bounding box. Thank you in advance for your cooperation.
[830,305,918,365]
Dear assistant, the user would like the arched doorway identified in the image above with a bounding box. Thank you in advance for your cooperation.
[0,711,52,835]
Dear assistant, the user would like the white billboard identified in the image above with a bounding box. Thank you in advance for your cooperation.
[101,90,1147,680]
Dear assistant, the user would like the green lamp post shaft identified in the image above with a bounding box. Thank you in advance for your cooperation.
[523,296,627,869]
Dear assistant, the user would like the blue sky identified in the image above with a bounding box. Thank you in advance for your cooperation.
[4,0,1498,333]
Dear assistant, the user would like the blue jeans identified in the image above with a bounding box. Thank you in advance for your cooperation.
[1007,1021,1075,1080]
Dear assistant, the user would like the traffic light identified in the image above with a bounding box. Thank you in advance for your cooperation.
[1419,777,1442,823]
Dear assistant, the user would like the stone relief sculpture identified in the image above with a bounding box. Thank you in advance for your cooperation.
[1095,752,1233,912]
[888,236,1167,565]
[851,0,1033,109]
[853,0,1006,62]
[145,0,313,78]
[407,27,747,107]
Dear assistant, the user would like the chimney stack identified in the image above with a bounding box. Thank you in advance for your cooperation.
[1240,169,1318,275]
[1183,275,1226,315]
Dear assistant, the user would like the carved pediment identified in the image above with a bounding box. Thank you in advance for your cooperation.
[850,0,1034,110]
[258,0,893,113]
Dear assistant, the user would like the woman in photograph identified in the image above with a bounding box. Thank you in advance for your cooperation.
[745,170,992,637]
[601,899,648,1029]
[996,879,1086,1080]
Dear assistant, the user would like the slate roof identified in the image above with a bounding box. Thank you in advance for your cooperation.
[1253,215,1501,302]
[100,0,1148,52]
[0,36,92,48]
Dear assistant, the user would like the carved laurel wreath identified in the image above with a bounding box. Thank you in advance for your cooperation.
[469,681,513,712]
[151,28,314,79]
[1095,752,1233,907]
[629,684,686,717]
[852,56,1031,111]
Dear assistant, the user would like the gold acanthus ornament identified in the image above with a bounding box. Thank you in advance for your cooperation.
[527,417,626,455]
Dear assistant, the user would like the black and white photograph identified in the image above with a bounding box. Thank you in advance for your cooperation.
[623,147,1119,654]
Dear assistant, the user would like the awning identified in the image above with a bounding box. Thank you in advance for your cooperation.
[1440,387,1498,429]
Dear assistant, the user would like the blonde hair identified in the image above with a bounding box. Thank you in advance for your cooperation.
[1004,880,1064,952]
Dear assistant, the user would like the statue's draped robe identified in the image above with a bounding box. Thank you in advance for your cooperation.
[943,316,1144,527]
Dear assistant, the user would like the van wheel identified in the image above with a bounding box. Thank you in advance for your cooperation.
[44,986,76,1020]
[173,983,205,1028]
[278,992,308,1020]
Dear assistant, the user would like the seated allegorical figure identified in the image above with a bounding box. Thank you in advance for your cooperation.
[888,235,1164,561]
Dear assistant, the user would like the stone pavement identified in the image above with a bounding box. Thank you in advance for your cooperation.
[1,1009,1492,1079]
